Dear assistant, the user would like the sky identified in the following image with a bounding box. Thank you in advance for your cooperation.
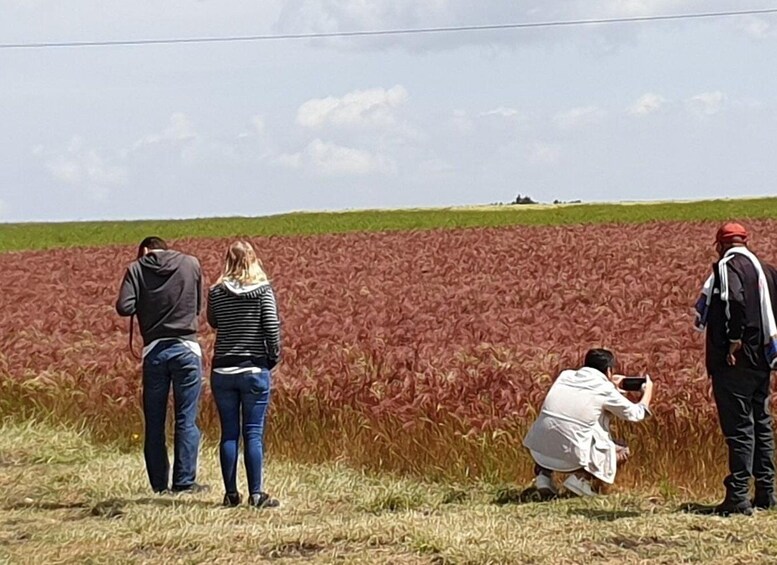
[1,0,776,222]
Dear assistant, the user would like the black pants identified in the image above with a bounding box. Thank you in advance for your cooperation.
[711,367,775,503]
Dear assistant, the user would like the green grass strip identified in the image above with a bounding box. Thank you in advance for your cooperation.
[2,197,776,253]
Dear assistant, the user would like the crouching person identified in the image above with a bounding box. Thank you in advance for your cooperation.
[523,348,654,497]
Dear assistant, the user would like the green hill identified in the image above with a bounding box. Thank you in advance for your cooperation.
[2,197,776,253]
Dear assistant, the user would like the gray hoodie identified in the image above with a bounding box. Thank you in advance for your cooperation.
[116,250,202,345]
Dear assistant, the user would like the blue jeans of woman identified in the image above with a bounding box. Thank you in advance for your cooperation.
[211,369,271,495]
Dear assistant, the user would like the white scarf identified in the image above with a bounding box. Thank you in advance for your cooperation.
[694,247,777,369]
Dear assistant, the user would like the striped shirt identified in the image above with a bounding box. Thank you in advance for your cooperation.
[207,280,281,370]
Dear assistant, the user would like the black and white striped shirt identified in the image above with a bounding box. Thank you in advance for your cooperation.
[207,280,281,370]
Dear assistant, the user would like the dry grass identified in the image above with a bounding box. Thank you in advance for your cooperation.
[2,421,777,564]
[0,373,732,495]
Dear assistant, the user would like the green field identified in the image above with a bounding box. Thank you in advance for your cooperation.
[2,197,776,252]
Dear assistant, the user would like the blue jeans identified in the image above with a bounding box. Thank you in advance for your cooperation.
[142,341,203,492]
[211,369,271,496]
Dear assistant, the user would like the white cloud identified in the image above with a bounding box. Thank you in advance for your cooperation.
[237,115,266,139]
[42,136,128,200]
[553,106,606,130]
[596,0,693,18]
[480,106,521,118]
[450,109,474,134]
[276,0,716,52]
[47,155,81,185]
[251,115,266,134]
[135,112,197,148]
[132,112,249,166]
[278,139,396,177]
[275,152,303,169]
[687,91,727,117]
[0,198,7,219]
[297,85,408,129]
[418,158,455,176]
[739,16,772,39]
[526,142,561,165]
[628,93,667,116]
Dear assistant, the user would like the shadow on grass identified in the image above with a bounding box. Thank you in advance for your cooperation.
[568,508,641,521]
[95,496,219,513]
[4,500,88,511]
[678,502,718,515]
[5,494,220,520]
[492,485,576,505]
[492,486,644,522]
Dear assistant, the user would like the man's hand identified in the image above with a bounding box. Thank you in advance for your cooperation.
[612,374,625,388]
[727,340,742,366]
[638,374,654,409]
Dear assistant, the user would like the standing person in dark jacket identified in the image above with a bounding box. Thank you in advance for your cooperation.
[694,222,777,515]
[207,241,281,508]
[116,236,206,494]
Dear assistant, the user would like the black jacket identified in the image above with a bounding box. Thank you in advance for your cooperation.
[705,252,777,374]
[116,250,202,345]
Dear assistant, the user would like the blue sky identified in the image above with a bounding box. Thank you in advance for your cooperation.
[1,0,776,222]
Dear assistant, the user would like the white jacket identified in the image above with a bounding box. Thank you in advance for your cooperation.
[523,367,649,484]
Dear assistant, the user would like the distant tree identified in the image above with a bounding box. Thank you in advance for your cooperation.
[513,194,537,205]
[552,198,583,205]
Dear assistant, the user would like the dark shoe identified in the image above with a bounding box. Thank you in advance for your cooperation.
[753,493,777,510]
[223,492,242,507]
[248,493,280,509]
[713,500,754,516]
[172,482,211,495]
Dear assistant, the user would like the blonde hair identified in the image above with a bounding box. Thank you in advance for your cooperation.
[220,241,268,285]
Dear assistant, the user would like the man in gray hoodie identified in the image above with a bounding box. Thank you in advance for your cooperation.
[116,236,205,493]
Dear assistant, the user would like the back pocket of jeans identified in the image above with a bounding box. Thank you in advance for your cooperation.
[248,371,270,395]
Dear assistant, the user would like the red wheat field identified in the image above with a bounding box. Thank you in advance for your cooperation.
[2,220,777,491]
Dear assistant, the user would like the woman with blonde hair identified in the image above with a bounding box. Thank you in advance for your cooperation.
[207,241,281,508]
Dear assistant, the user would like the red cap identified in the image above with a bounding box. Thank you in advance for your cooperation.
[715,222,749,244]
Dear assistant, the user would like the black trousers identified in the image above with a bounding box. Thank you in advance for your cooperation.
[711,366,775,503]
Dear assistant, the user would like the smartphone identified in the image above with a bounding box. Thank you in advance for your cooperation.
[620,376,647,392]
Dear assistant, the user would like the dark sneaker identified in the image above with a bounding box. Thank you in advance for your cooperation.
[172,483,211,495]
[248,493,280,509]
[752,493,777,510]
[713,500,754,516]
[223,492,242,507]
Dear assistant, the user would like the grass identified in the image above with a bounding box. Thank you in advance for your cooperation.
[2,197,777,252]
[2,419,776,564]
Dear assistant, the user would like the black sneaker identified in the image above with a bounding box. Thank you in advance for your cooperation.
[248,493,280,509]
[753,493,777,510]
[713,500,754,517]
[223,492,242,507]
[172,483,211,495]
